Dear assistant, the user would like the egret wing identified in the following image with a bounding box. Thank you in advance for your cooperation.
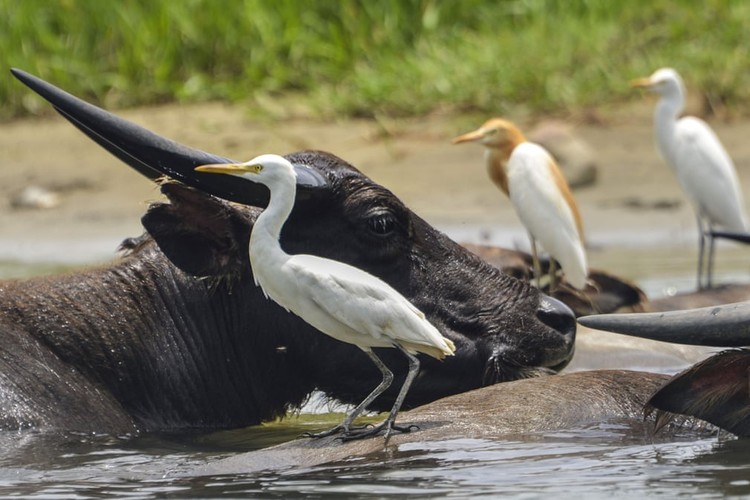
[507,144,587,287]
[508,145,580,241]
[674,117,747,230]
[288,255,453,357]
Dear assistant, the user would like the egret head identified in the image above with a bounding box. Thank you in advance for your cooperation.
[631,67,685,98]
[195,154,297,187]
[452,118,526,154]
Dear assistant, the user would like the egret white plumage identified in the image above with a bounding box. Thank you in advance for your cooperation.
[632,67,749,289]
[195,154,455,441]
[453,118,588,290]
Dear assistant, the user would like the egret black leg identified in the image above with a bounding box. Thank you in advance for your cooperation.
[548,258,558,291]
[303,349,393,439]
[706,223,716,289]
[341,343,421,442]
[696,216,706,290]
[529,235,542,288]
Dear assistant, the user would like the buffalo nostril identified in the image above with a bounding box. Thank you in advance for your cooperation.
[537,295,576,344]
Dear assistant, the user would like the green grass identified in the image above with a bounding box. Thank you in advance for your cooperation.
[2,0,750,120]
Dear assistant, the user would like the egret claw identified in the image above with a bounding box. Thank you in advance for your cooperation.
[339,421,419,441]
[301,424,345,439]
[303,422,377,439]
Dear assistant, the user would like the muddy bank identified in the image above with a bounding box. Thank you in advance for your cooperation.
[2,101,750,288]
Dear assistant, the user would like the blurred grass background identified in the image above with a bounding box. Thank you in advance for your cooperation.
[2,0,749,121]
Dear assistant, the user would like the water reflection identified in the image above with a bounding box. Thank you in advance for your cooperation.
[0,421,746,497]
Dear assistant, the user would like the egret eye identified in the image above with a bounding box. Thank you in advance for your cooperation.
[367,212,397,236]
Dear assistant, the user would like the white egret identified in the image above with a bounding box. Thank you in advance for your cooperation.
[632,67,748,289]
[453,118,588,290]
[195,154,456,441]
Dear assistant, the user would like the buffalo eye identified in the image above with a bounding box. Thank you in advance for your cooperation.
[367,212,397,236]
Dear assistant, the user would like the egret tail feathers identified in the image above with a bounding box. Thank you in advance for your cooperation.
[400,336,456,360]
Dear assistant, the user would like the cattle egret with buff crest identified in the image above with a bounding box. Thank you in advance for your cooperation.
[453,118,588,290]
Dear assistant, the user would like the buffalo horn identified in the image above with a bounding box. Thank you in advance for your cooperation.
[10,68,328,206]
[578,301,750,347]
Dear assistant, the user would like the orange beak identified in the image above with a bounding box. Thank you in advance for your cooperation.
[452,128,486,145]
[630,77,653,89]
[195,162,263,175]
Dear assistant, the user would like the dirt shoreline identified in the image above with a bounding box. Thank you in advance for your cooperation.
[3,101,750,287]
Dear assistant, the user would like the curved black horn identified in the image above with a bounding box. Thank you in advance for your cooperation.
[578,301,750,347]
[10,68,328,206]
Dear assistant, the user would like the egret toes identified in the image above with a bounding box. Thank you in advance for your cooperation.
[339,421,419,442]
[301,422,374,439]
[300,425,346,439]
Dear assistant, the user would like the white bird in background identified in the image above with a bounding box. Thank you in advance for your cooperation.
[453,118,588,290]
[632,68,748,290]
[195,154,456,441]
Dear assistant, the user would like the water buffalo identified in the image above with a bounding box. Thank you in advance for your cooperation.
[463,243,648,316]
[465,243,750,315]
[0,70,576,433]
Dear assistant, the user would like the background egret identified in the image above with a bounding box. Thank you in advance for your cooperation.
[196,154,456,441]
[632,67,749,290]
[453,118,588,290]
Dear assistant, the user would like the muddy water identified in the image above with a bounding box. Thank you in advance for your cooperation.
[0,415,748,497]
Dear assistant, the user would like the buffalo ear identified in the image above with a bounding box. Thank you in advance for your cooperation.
[646,349,750,436]
[142,182,254,278]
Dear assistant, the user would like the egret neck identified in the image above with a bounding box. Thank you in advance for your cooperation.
[456,117,527,197]
[491,122,525,197]
[485,146,511,196]
[652,82,684,166]
[248,166,298,290]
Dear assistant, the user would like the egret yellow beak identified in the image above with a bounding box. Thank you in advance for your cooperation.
[452,128,485,144]
[195,163,263,175]
[630,77,653,89]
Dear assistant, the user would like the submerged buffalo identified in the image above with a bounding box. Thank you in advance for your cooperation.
[0,71,576,433]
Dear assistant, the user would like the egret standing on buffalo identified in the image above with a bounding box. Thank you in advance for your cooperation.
[632,67,748,290]
[195,154,456,441]
[453,118,588,290]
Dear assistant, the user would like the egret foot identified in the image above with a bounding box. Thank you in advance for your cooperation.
[302,422,374,439]
[339,344,422,442]
[301,425,344,439]
[339,421,419,442]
